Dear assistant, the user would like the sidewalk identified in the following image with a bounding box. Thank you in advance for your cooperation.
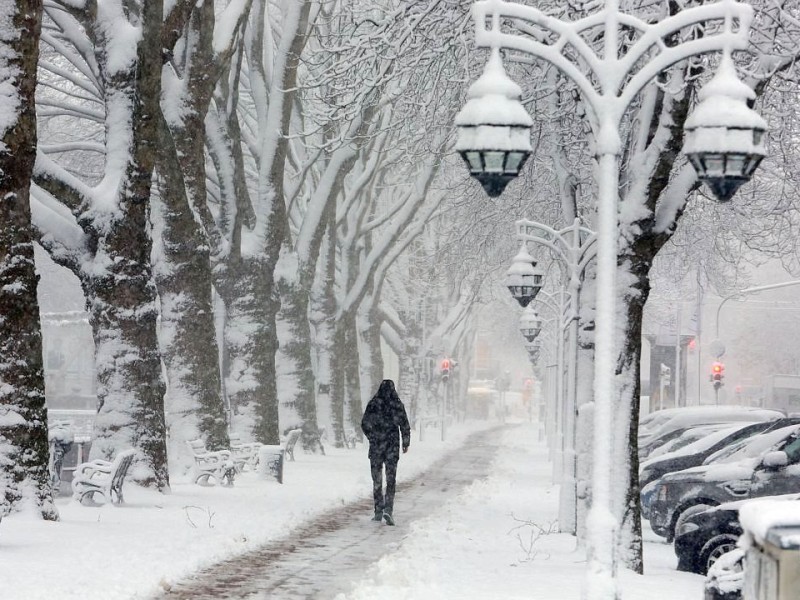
[0,421,491,600]
[1,420,706,599]
[337,422,705,600]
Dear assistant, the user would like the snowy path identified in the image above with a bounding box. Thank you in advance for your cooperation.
[157,426,507,600]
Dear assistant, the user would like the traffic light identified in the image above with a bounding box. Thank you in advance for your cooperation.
[711,362,725,389]
[440,358,451,382]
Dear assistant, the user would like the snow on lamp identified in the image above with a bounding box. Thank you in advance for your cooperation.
[527,344,541,364]
[519,306,543,342]
[524,338,541,353]
[505,244,544,308]
[455,48,533,198]
[683,56,767,202]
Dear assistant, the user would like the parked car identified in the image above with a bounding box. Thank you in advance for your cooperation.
[644,423,734,461]
[674,493,800,575]
[639,406,784,455]
[647,423,800,541]
[640,419,800,489]
[640,424,730,461]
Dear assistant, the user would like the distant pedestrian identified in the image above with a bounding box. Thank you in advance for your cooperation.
[361,379,411,526]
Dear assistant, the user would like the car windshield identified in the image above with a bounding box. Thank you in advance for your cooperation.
[647,424,733,459]
[650,423,760,463]
[705,425,800,464]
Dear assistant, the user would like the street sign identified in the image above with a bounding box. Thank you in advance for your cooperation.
[709,339,726,359]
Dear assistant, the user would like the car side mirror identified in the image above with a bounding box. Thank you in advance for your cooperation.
[762,451,789,468]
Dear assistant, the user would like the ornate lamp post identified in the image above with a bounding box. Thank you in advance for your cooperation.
[505,243,544,307]
[513,218,597,534]
[457,0,763,596]
[519,305,543,342]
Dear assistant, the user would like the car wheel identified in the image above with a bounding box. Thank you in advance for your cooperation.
[700,534,740,575]
[671,503,713,543]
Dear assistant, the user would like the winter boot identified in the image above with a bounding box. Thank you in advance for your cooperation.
[383,511,395,526]
[372,510,383,522]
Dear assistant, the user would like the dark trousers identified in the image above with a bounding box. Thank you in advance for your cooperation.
[370,456,398,515]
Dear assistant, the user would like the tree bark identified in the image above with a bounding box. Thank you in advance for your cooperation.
[217,260,281,445]
[0,0,56,520]
[86,0,169,488]
[153,114,229,466]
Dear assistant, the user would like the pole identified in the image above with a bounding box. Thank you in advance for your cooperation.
[586,144,620,599]
[561,225,581,534]
[675,305,682,407]
[553,290,566,483]
[696,276,703,406]
[441,382,447,441]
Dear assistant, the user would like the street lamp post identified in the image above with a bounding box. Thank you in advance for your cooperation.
[456,0,764,596]
[514,217,597,534]
[529,293,570,472]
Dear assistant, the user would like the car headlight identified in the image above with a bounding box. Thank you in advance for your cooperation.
[676,520,700,537]
[657,484,669,502]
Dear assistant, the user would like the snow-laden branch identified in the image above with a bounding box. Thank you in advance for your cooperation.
[653,164,697,233]
[40,142,105,154]
[336,144,444,319]
[30,187,89,272]
[33,152,96,216]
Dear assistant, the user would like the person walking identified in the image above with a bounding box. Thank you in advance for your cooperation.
[361,379,411,526]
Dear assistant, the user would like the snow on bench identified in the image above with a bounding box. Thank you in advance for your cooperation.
[186,439,236,486]
[228,434,262,472]
[71,449,137,506]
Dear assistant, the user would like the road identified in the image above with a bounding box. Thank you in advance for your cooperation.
[157,425,507,600]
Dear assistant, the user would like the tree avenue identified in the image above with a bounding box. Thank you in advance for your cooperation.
[0,7,798,593]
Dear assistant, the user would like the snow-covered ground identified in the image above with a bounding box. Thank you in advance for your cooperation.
[0,420,704,599]
[337,423,704,600]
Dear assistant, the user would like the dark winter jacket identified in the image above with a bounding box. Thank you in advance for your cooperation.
[361,380,411,461]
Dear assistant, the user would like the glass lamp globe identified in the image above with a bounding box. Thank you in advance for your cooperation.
[455,49,533,198]
[519,306,543,342]
[505,245,544,308]
[684,56,767,202]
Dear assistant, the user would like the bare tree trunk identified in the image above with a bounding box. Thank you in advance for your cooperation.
[329,319,349,448]
[310,216,337,442]
[153,119,229,465]
[357,301,384,407]
[217,261,281,445]
[88,0,169,488]
[345,323,363,432]
[276,273,321,450]
[152,0,235,465]
[0,0,56,520]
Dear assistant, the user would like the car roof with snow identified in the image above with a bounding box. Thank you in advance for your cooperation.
[641,407,784,445]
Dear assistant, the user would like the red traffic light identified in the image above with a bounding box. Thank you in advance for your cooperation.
[441,358,451,371]
[712,362,724,374]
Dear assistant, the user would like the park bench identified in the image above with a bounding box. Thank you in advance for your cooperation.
[71,449,137,506]
[283,429,302,462]
[228,434,262,472]
[186,439,236,486]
